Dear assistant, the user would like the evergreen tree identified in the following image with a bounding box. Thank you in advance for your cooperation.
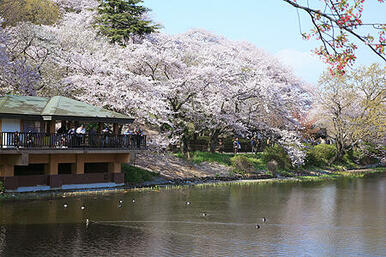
[96,0,160,45]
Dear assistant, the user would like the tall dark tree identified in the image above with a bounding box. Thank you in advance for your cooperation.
[96,0,160,45]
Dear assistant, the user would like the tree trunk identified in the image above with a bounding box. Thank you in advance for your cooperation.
[180,134,191,159]
[208,129,220,153]
[332,138,345,164]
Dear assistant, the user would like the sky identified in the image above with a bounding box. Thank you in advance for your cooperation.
[144,0,385,86]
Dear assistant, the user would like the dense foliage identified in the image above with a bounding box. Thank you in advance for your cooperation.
[305,144,337,167]
[122,164,158,183]
[262,144,293,170]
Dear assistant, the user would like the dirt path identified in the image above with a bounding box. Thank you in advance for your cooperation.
[135,151,231,179]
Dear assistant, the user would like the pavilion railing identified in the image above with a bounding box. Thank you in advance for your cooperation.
[0,132,146,150]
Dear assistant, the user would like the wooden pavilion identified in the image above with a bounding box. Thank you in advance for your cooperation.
[0,95,146,192]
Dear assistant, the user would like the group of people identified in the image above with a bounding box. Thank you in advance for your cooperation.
[123,127,144,148]
[4,123,145,149]
[55,123,145,148]
[217,134,264,154]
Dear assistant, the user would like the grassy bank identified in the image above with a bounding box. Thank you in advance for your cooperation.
[175,150,385,177]
[175,151,267,174]
[175,151,233,166]
[122,164,160,183]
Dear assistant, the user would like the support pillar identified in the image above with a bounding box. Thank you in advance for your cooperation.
[20,120,24,132]
[129,152,136,164]
[48,120,56,133]
[47,155,58,175]
[108,154,126,184]
[113,123,119,135]
[70,163,76,174]
[108,160,124,184]
[0,164,14,177]
[48,120,56,147]
[97,122,103,134]
[108,162,121,173]
[47,155,62,187]
[75,154,84,174]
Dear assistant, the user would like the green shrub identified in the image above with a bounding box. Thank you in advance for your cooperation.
[0,181,4,193]
[122,164,159,183]
[355,143,382,165]
[242,153,266,171]
[342,150,360,168]
[262,144,292,170]
[305,144,337,167]
[231,155,255,173]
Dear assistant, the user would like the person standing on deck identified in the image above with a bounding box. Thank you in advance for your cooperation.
[67,126,76,147]
[123,127,133,147]
[134,128,143,149]
[102,126,111,147]
[76,124,86,146]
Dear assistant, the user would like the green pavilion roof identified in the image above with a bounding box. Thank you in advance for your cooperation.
[0,95,134,123]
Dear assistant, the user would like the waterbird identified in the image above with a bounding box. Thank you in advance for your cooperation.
[63,203,68,208]
[81,206,85,210]
[262,217,267,223]
[118,204,122,208]
[185,201,191,205]
[132,199,135,203]
[86,219,89,227]
[119,200,123,204]
[255,224,261,229]
[201,212,207,217]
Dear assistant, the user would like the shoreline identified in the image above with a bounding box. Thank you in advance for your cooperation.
[1,167,384,202]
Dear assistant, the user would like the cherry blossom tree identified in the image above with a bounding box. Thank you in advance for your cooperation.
[317,64,385,160]
[4,0,312,165]
[126,30,311,158]
[0,24,38,96]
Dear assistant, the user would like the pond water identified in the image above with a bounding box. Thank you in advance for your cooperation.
[0,174,385,257]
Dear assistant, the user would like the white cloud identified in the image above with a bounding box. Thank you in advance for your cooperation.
[275,49,327,85]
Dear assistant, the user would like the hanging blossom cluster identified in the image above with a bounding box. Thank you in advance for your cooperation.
[275,129,307,167]
[284,0,385,75]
